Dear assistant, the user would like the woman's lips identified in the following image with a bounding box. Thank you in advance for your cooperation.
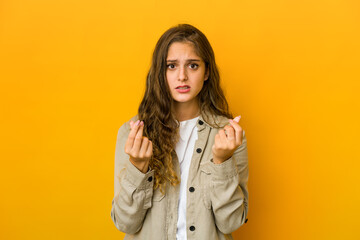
[175,85,190,93]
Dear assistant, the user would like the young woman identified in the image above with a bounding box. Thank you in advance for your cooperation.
[111,24,249,240]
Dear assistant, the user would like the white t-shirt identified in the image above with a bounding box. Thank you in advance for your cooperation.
[175,116,199,240]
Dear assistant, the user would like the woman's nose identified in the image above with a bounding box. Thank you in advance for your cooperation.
[178,66,188,81]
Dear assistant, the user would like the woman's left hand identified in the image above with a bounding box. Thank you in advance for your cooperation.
[212,115,243,164]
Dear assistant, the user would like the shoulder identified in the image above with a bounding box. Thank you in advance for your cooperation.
[214,115,231,128]
[200,112,231,129]
[200,112,247,137]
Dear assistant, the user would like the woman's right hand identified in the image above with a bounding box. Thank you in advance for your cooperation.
[124,120,153,173]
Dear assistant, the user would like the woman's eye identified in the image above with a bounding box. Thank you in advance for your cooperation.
[167,64,175,69]
[189,63,198,69]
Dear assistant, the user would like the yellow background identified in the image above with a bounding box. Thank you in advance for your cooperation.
[1,0,359,239]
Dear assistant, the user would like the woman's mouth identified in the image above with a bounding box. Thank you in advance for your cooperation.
[175,85,190,93]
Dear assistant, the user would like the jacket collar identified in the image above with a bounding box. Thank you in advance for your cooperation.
[197,110,229,131]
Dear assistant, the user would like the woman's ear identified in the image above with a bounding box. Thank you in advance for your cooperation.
[204,68,209,81]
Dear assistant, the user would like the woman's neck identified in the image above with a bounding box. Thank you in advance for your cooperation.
[174,101,200,122]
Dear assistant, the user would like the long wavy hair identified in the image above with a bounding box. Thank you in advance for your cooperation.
[138,23,233,193]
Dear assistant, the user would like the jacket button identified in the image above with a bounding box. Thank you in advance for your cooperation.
[148,176,153,182]
[189,187,195,192]
[198,120,204,125]
[196,148,202,153]
[189,225,195,231]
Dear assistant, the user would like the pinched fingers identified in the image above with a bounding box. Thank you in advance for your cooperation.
[213,129,235,163]
[229,119,243,146]
[223,125,235,140]
[132,121,144,154]
[125,120,143,155]
[139,136,151,158]
[146,140,153,158]
[126,120,139,153]
[125,120,153,162]
[216,129,234,147]
[220,127,237,150]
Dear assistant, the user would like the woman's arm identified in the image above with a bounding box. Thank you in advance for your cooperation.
[110,121,155,234]
[209,130,249,234]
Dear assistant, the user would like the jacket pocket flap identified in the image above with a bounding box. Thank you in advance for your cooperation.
[152,188,165,202]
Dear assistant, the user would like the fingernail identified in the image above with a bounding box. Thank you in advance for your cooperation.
[135,120,140,126]
[140,121,144,126]
[234,115,241,122]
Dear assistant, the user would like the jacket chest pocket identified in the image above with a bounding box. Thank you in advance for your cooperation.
[152,188,166,202]
[200,165,212,210]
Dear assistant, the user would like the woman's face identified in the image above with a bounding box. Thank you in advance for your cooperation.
[166,41,209,108]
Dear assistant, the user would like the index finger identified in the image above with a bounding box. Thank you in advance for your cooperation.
[126,120,141,149]
[229,119,243,146]
[131,121,145,152]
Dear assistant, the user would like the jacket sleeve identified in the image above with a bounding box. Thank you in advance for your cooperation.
[208,130,249,234]
[110,121,155,234]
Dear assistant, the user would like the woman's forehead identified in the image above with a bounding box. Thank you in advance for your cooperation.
[166,42,202,61]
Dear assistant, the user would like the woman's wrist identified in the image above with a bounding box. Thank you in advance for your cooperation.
[213,156,225,164]
[213,156,231,164]
[129,157,149,173]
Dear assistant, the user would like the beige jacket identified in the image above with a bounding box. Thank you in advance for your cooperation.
[111,113,249,240]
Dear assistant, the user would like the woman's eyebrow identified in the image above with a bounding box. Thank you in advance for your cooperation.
[166,59,201,62]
